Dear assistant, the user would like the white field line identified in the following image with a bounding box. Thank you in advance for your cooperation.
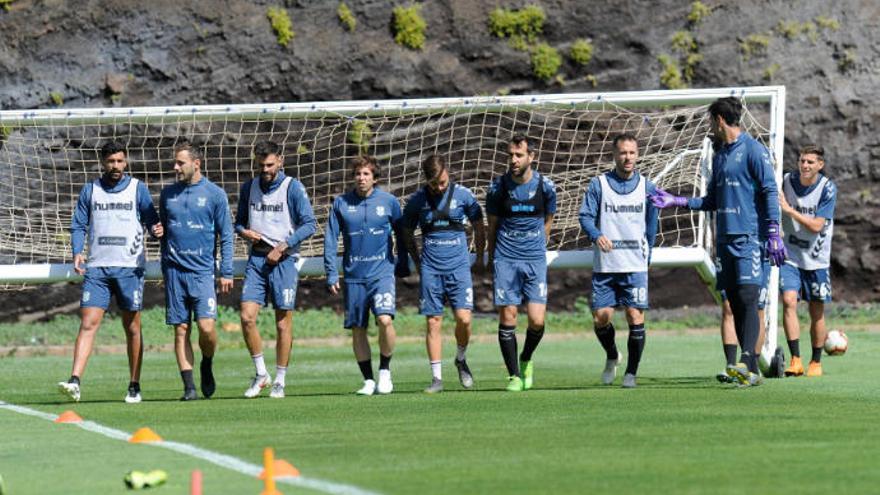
[0,400,382,495]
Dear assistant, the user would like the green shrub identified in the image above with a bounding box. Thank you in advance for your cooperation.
[49,92,63,106]
[569,39,594,66]
[488,4,545,51]
[775,20,817,41]
[684,52,702,81]
[687,1,711,24]
[585,74,598,88]
[348,119,373,153]
[337,2,356,32]
[296,144,309,155]
[393,4,427,50]
[267,7,294,47]
[0,125,12,140]
[815,15,840,31]
[838,49,856,73]
[658,54,686,89]
[0,0,14,11]
[671,30,696,54]
[740,33,770,60]
[763,63,781,81]
[530,43,562,81]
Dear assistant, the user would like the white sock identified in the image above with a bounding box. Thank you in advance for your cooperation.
[430,360,442,380]
[456,345,467,362]
[252,354,268,377]
[275,365,287,386]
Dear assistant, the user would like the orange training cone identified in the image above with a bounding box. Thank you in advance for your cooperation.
[190,470,202,495]
[260,447,283,495]
[129,427,163,443]
[54,410,83,423]
[258,459,300,479]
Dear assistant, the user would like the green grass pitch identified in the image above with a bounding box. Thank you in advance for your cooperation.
[1,332,878,494]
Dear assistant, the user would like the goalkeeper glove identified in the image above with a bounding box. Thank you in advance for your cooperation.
[766,221,787,266]
[648,188,688,209]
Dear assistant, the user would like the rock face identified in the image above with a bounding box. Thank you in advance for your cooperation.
[0,0,877,319]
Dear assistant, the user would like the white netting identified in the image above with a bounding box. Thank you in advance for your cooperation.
[0,91,777,280]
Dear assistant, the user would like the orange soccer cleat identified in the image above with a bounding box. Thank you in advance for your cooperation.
[784,356,804,377]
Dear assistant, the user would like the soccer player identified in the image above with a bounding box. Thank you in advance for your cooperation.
[578,133,658,388]
[402,154,485,393]
[58,141,163,403]
[486,134,557,392]
[324,156,408,395]
[779,145,836,377]
[651,97,785,386]
[235,141,316,398]
[160,142,234,401]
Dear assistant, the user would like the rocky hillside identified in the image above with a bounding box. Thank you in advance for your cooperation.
[0,0,877,319]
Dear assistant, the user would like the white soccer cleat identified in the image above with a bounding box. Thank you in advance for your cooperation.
[58,381,81,402]
[601,352,621,385]
[621,373,637,389]
[244,374,270,398]
[124,387,142,404]
[356,379,376,396]
[377,369,393,394]
[269,382,285,399]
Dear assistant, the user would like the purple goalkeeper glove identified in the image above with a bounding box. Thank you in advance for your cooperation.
[766,221,787,266]
[648,188,688,209]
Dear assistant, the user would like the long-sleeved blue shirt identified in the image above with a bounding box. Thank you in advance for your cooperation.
[70,175,160,256]
[323,188,404,285]
[234,171,317,256]
[485,171,557,262]
[402,184,483,272]
[687,132,780,240]
[159,176,234,277]
[578,170,659,247]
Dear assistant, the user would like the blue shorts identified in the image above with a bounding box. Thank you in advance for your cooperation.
[493,259,547,306]
[720,259,771,309]
[241,255,299,310]
[344,275,396,329]
[81,266,145,311]
[419,268,474,316]
[591,272,649,310]
[163,268,217,325]
[715,235,764,294]
[780,263,832,302]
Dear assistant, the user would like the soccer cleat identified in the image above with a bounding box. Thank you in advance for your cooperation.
[725,362,751,385]
[200,359,216,398]
[506,375,524,392]
[455,358,474,389]
[377,369,393,394]
[57,381,81,402]
[601,352,621,385]
[355,379,376,396]
[736,372,764,388]
[621,373,637,388]
[423,378,444,394]
[716,371,736,384]
[785,356,804,377]
[806,361,823,377]
[244,374,270,398]
[521,360,534,390]
[269,382,285,399]
[180,388,199,401]
[124,386,142,404]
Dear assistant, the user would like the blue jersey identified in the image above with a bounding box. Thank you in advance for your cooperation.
[70,175,159,256]
[486,171,557,262]
[786,171,836,219]
[159,177,234,277]
[324,188,404,285]
[403,184,482,272]
[234,171,317,256]
[578,170,659,247]
[687,133,780,239]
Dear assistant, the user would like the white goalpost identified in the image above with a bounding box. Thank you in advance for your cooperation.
[0,86,786,361]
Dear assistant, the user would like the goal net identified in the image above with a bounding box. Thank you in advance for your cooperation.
[0,87,785,296]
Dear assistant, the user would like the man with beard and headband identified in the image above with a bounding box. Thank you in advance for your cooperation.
[235,141,317,399]
[58,141,163,403]
[650,97,784,387]
[485,134,557,392]
[578,133,659,388]
[160,141,234,401]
